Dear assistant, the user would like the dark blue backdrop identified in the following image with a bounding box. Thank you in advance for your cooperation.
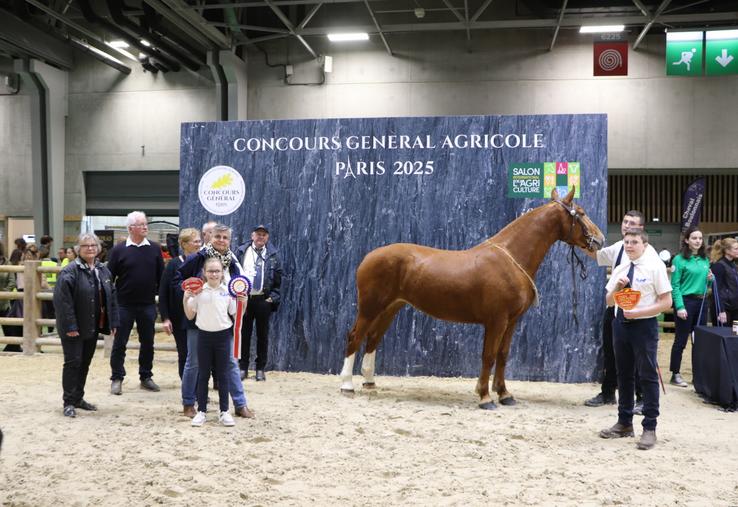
[180,114,607,382]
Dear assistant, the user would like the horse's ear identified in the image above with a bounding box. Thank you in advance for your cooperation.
[563,185,576,205]
[550,188,560,201]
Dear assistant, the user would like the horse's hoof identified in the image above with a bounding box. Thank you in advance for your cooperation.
[340,389,355,397]
[499,396,517,406]
[478,401,497,410]
[362,382,376,389]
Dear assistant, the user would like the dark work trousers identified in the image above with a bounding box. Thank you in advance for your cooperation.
[196,328,231,413]
[172,326,187,379]
[110,304,157,381]
[240,295,272,371]
[600,307,643,399]
[61,334,98,406]
[613,316,660,431]
[2,295,23,352]
[670,296,706,374]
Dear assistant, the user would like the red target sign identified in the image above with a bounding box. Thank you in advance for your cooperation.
[594,42,628,76]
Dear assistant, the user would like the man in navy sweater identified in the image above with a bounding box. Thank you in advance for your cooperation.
[108,211,164,395]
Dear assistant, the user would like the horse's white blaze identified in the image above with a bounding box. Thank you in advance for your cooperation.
[339,353,356,391]
[361,351,376,384]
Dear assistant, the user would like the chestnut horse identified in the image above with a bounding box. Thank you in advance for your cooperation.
[339,187,605,409]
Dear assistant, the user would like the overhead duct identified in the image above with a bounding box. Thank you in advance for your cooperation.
[106,0,201,72]
[77,0,178,72]
[140,3,206,66]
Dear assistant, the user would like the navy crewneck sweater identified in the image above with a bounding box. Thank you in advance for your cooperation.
[107,241,164,306]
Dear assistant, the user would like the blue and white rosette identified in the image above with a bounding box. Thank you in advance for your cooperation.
[228,275,252,298]
[228,275,251,359]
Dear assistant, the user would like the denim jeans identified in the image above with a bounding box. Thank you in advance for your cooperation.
[196,329,231,413]
[110,304,157,381]
[181,327,247,408]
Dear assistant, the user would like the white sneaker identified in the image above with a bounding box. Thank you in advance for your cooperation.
[192,411,207,427]
[219,411,235,427]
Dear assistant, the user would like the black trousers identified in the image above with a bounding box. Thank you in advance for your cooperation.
[670,296,706,373]
[61,335,98,407]
[600,307,642,399]
[196,328,231,413]
[613,317,660,430]
[240,295,272,371]
[172,326,187,379]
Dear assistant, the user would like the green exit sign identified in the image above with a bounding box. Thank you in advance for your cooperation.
[666,31,703,76]
[705,29,738,76]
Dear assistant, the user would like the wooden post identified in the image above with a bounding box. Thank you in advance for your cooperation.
[22,260,42,355]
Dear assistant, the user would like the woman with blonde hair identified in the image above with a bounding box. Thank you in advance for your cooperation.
[158,228,202,382]
[709,237,738,326]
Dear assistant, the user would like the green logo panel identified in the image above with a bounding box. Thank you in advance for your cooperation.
[508,162,581,199]
[666,40,703,76]
[508,163,543,198]
[706,39,738,75]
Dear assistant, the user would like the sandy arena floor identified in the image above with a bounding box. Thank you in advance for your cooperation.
[0,336,736,506]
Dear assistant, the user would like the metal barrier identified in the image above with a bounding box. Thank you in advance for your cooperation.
[0,261,174,356]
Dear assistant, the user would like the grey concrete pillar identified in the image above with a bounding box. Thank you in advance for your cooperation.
[207,50,247,121]
[13,58,68,247]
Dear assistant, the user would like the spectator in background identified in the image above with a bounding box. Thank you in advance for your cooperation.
[201,221,217,245]
[61,247,76,267]
[159,228,202,380]
[709,237,738,327]
[669,227,711,388]
[57,247,66,264]
[54,233,119,418]
[108,211,164,395]
[2,247,24,352]
[11,238,26,260]
[235,225,283,381]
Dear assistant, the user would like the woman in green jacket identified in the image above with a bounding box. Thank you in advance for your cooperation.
[669,226,711,387]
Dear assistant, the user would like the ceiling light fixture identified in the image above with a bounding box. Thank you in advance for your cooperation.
[327,33,369,42]
[140,39,151,47]
[105,41,139,62]
[579,25,625,34]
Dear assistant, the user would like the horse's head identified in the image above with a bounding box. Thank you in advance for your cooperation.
[550,187,605,254]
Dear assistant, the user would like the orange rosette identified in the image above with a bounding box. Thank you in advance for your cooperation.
[614,288,641,310]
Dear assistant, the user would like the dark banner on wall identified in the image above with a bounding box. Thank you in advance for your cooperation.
[180,114,608,382]
[680,177,706,232]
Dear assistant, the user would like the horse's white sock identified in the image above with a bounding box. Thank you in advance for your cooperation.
[361,351,376,384]
[339,354,356,391]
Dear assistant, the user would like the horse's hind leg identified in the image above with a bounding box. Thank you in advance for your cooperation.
[340,314,373,394]
[493,320,519,406]
[477,321,507,410]
[361,302,404,388]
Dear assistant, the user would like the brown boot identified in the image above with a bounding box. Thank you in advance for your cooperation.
[637,429,657,450]
[235,406,255,418]
[599,422,634,439]
[183,405,196,417]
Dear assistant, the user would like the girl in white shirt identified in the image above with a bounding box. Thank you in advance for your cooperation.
[183,257,246,427]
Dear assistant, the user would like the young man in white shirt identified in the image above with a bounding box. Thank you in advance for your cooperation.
[599,230,672,450]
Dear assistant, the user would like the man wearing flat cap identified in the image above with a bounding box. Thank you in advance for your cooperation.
[235,225,283,381]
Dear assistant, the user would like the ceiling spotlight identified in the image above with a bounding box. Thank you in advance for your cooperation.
[140,39,151,47]
[107,40,129,49]
[414,8,426,19]
[327,33,369,42]
[579,25,625,34]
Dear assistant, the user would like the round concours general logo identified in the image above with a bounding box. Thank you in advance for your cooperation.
[198,165,245,215]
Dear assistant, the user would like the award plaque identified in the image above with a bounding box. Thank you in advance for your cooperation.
[614,288,641,310]
[181,277,204,293]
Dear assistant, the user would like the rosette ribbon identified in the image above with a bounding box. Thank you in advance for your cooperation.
[228,275,252,359]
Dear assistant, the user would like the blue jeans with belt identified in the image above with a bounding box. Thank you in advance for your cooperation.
[613,316,660,430]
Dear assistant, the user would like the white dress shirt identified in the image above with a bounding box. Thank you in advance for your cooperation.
[606,253,672,319]
[187,283,236,332]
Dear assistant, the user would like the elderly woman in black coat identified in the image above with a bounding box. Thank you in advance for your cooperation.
[54,233,119,418]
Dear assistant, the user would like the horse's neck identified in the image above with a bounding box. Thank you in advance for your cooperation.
[485,204,562,276]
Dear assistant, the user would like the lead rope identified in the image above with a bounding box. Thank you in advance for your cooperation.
[488,243,540,307]
[567,245,589,328]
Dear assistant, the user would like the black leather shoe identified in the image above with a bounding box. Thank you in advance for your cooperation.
[584,393,616,407]
[140,378,160,392]
[63,405,77,418]
[76,400,98,411]
[255,370,266,382]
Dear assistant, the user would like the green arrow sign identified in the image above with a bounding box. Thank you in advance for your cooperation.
[705,30,738,76]
[666,31,703,76]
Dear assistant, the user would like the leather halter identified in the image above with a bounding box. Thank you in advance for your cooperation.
[553,200,603,252]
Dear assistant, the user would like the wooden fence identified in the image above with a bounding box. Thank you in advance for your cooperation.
[0,261,175,356]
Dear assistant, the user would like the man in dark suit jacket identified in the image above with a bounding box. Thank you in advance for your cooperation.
[235,225,282,381]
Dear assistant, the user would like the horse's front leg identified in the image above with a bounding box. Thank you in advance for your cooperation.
[477,322,506,410]
[493,322,518,406]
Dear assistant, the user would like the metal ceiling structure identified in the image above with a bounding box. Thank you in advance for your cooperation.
[1,0,737,74]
